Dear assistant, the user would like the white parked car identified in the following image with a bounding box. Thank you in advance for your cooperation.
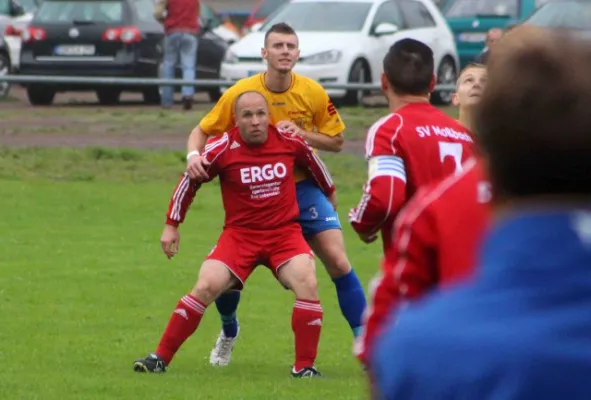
[221,0,460,105]
[3,12,32,70]
[0,0,40,70]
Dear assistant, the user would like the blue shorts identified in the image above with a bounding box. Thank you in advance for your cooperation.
[296,179,341,238]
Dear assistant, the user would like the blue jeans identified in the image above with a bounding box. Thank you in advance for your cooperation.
[160,32,198,106]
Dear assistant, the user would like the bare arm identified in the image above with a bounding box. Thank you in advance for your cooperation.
[277,120,344,153]
[186,125,212,180]
[187,124,209,154]
[300,131,344,153]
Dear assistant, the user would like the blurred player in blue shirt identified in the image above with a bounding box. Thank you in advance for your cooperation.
[370,25,591,400]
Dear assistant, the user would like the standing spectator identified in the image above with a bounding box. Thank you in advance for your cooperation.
[154,0,199,110]
[474,27,504,64]
[370,25,591,400]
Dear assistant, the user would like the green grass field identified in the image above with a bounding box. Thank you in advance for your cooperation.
[0,148,382,400]
[0,103,457,399]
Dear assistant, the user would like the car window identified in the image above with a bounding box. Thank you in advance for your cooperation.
[372,0,404,28]
[132,0,157,21]
[200,3,221,27]
[527,1,591,29]
[35,0,125,22]
[400,0,436,28]
[253,0,289,20]
[0,0,11,16]
[16,0,40,13]
[262,1,372,32]
[445,0,519,18]
[535,0,555,7]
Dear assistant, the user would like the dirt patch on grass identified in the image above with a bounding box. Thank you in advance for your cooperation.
[0,87,380,156]
[0,131,367,155]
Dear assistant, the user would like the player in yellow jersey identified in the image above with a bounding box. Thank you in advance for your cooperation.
[183,23,367,369]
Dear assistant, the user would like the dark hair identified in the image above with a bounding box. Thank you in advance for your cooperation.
[476,27,591,199]
[264,23,297,45]
[383,38,434,96]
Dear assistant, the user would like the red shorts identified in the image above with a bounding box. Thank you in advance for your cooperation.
[205,223,314,289]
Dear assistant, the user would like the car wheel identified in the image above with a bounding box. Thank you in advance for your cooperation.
[0,53,10,99]
[431,57,457,106]
[143,87,161,105]
[96,88,121,105]
[27,85,55,106]
[340,59,369,107]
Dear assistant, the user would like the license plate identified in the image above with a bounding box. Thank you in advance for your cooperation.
[457,33,487,43]
[54,45,96,56]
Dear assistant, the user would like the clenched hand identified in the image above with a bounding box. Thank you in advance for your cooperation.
[186,154,210,180]
[357,231,378,244]
[277,120,305,139]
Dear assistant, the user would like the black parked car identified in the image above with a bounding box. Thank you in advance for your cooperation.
[18,0,228,105]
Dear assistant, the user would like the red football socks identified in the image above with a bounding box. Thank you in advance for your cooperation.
[156,294,206,365]
[292,299,323,371]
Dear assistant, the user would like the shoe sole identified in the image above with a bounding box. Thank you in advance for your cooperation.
[291,374,322,378]
[133,362,149,373]
[210,360,230,367]
[209,352,232,367]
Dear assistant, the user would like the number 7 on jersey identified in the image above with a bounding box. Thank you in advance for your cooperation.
[438,141,464,175]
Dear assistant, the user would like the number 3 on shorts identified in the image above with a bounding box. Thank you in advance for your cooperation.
[438,141,464,175]
[309,207,318,220]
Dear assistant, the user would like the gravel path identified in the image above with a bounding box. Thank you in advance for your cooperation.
[0,88,367,156]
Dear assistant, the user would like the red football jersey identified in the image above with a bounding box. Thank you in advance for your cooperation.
[166,125,335,230]
[356,158,492,366]
[349,102,476,251]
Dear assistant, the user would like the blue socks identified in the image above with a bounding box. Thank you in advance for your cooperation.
[333,269,366,337]
[215,291,240,338]
[214,272,366,338]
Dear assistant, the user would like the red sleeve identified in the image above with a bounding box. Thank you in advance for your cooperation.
[349,116,407,234]
[291,135,336,196]
[165,174,201,227]
[165,133,228,227]
[356,188,438,366]
[348,158,407,235]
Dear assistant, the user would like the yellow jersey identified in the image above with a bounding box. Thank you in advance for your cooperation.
[199,72,345,182]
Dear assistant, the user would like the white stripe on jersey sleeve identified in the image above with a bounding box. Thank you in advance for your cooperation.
[368,155,406,183]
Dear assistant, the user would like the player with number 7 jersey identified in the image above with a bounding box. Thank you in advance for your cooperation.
[349,103,476,252]
[349,39,476,253]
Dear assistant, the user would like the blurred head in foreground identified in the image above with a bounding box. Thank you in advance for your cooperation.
[234,91,270,145]
[476,25,591,207]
